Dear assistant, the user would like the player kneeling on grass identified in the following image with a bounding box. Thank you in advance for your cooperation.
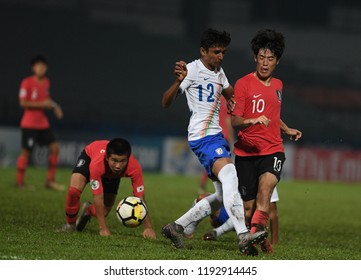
[61,138,156,238]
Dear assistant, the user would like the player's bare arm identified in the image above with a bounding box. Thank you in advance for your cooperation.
[280,119,302,141]
[93,194,111,236]
[161,61,187,108]
[231,114,271,130]
[221,86,236,113]
[139,194,156,239]
[19,98,54,110]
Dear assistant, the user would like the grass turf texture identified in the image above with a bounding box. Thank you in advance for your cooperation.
[0,167,360,260]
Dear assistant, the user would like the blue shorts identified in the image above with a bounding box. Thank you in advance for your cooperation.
[189,132,231,176]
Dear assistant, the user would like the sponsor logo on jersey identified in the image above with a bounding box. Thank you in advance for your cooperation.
[76,159,86,167]
[136,185,144,193]
[215,148,224,155]
[276,89,282,101]
[90,180,100,191]
[100,149,106,154]
[253,93,262,98]
[204,77,210,80]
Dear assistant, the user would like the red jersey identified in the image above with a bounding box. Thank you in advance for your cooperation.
[232,73,284,156]
[19,76,50,129]
[84,140,145,197]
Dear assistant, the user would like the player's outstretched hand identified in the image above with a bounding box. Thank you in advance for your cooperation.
[285,128,302,141]
[143,228,157,239]
[174,61,187,82]
[100,228,111,237]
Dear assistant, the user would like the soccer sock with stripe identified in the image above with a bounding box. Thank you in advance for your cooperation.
[65,187,81,224]
[250,209,269,233]
[16,154,28,185]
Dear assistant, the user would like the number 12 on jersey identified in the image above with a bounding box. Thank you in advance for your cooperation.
[198,83,215,102]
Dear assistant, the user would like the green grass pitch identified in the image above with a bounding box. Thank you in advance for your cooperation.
[0,167,360,260]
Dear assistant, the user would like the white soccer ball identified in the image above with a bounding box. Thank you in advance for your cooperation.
[116,197,147,228]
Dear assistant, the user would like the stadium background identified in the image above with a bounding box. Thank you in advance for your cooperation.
[1,0,361,182]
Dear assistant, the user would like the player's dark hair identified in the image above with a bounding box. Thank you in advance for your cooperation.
[31,55,48,66]
[200,28,231,51]
[251,29,285,59]
[106,138,132,157]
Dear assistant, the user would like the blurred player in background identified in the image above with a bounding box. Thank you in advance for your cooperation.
[161,28,267,254]
[231,29,302,254]
[61,138,156,239]
[16,55,64,191]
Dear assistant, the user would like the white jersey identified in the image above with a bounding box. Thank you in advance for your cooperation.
[178,59,230,141]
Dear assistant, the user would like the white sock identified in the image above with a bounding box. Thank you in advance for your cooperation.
[175,197,212,228]
[215,218,234,237]
[218,163,248,235]
[180,181,223,233]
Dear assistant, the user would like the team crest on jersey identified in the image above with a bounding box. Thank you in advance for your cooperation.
[100,149,106,154]
[276,89,282,101]
[137,185,144,193]
[90,180,100,191]
[215,148,224,155]
[76,159,86,167]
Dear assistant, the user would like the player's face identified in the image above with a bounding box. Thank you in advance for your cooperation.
[106,154,129,175]
[254,48,279,81]
[200,45,227,70]
[32,62,47,79]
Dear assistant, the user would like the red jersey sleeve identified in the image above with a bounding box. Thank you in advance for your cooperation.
[88,156,106,195]
[19,79,30,100]
[232,78,247,117]
[124,155,145,198]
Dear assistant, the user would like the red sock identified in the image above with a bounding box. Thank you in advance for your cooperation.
[250,210,269,234]
[87,204,96,217]
[65,187,81,224]
[16,155,28,185]
[47,154,58,182]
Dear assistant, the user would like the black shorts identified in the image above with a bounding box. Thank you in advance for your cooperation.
[235,152,286,201]
[21,128,57,150]
[72,150,120,194]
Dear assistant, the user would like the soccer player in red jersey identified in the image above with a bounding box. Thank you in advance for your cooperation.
[231,29,302,254]
[62,138,156,238]
[16,55,64,191]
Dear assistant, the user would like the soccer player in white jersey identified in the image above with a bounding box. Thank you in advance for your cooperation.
[161,28,267,254]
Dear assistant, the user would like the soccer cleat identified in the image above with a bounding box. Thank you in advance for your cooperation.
[203,230,217,241]
[260,237,273,253]
[161,222,185,249]
[238,230,267,254]
[46,181,65,192]
[58,224,76,233]
[247,244,259,256]
[76,201,92,232]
